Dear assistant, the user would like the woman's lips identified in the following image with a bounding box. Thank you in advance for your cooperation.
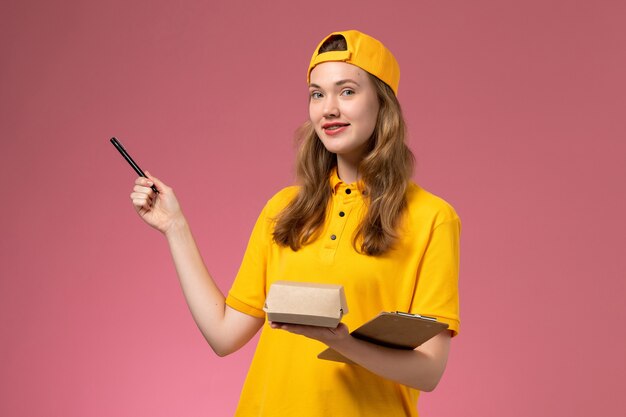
[323,123,350,136]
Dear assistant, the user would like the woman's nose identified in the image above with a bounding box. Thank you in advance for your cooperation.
[323,97,339,118]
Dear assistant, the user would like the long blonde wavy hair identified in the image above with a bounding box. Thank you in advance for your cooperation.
[273,36,414,256]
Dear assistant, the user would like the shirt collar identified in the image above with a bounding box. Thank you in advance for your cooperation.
[329,167,365,195]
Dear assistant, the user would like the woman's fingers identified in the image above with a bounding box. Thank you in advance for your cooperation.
[130,193,154,211]
[130,179,156,209]
[130,172,183,233]
[132,183,155,194]
[144,171,167,193]
[269,322,349,345]
[134,176,155,188]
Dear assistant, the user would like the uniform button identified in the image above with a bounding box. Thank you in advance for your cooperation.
[345,188,352,194]
[330,234,337,240]
[339,211,345,217]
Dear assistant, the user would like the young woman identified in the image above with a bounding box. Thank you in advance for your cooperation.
[131,30,460,416]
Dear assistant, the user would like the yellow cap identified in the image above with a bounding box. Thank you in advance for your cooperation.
[307,30,400,95]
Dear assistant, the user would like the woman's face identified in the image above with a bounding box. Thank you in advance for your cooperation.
[308,62,380,164]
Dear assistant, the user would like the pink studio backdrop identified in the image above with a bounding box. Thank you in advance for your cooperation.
[1,1,625,416]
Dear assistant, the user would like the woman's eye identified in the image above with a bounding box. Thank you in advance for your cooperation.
[341,89,355,96]
[310,91,323,99]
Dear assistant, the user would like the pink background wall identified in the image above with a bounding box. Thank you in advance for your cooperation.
[1,0,625,416]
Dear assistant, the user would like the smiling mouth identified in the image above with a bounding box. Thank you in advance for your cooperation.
[323,123,350,131]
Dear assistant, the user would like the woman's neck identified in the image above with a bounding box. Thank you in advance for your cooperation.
[336,156,360,184]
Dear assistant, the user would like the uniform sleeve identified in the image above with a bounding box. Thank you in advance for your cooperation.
[409,217,461,336]
[225,201,273,319]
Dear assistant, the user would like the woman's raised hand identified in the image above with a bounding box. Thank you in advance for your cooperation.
[130,172,184,234]
[130,172,265,356]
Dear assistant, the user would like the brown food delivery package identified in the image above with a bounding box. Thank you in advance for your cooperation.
[263,281,348,327]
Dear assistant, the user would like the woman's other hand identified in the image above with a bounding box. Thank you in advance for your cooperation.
[270,322,350,348]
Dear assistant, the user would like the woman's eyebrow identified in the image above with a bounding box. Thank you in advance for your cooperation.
[335,79,360,86]
[308,79,361,89]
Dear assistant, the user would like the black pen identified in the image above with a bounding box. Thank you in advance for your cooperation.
[110,137,159,193]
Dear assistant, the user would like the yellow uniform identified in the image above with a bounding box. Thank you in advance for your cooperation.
[226,169,461,416]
